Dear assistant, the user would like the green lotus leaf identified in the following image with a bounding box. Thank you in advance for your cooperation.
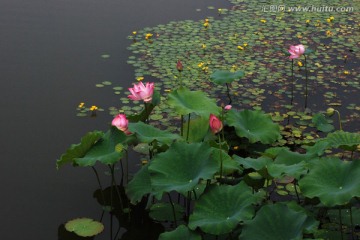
[274,148,314,165]
[128,122,180,145]
[73,127,127,167]
[211,148,242,175]
[286,201,319,233]
[166,87,221,117]
[210,70,245,85]
[148,142,216,196]
[126,164,156,204]
[326,131,360,151]
[189,182,260,235]
[182,115,210,142]
[233,155,272,171]
[240,203,309,240]
[65,218,104,237]
[149,203,184,222]
[226,109,281,144]
[312,113,334,133]
[303,139,330,157]
[56,131,104,169]
[267,162,308,180]
[158,225,201,240]
[299,158,360,207]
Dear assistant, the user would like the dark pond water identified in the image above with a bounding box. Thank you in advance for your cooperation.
[0,0,232,238]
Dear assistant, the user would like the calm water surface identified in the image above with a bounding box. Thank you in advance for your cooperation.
[0,0,232,238]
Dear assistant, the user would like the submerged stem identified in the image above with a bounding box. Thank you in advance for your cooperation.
[304,55,309,109]
[167,193,178,227]
[225,83,232,105]
[291,59,294,105]
[92,167,106,205]
[335,110,343,131]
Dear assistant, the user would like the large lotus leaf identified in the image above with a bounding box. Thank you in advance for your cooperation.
[239,203,308,240]
[128,122,180,145]
[148,142,216,196]
[312,113,334,133]
[210,70,245,84]
[226,109,281,144]
[211,148,242,175]
[65,218,104,237]
[233,155,272,171]
[166,87,221,117]
[149,203,184,222]
[188,182,260,235]
[126,164,152,204]
[303,139,330,157]
[74,127,127,167]
[182,115,209,142]
[56,131,103,169]
[267,162,308,180]
[326,131,360,151]
[158,225,201,240]
[275,148,314,165]
[299,158,360,207]
[286,201,319,233]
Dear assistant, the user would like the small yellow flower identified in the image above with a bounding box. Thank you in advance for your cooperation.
[136,76,144,81]
[203,22,209,28]
[78,102,85,108]
[205,19,209,23]
[198,62,204,68]
[260,19,267,23]
[326,18,331,23]
[329,16,334,21]
[145,33,153,40]
[218,8,222,13]
[202,66,209,72]
[202,44,206,49]
[343,70,350,75]
[233,146,239,150]
[90,105,98,111]
[305,19,310,24]
[132,31,137,35]
[297,61,303,67]
[237,45,244,50]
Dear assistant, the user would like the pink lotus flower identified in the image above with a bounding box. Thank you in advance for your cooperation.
[288,44,305,59]
[128,82,154,102]
[176,60,183,72]
[209,114,223,134]
[224,105,232,110]
[112,114,131,135]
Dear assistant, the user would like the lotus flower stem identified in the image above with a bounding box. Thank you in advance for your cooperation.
[349,206,355,239]
[335,110,343,131]
[192,189,197,200]
[92,166,106,204]
[339,207,344,240]
[167,193,178,227]
[180,115,184,136]
[304,55,309,109]
[218,135,223,181]
[186,113,191,142]
[294,180,300,204]
[290,59,295,105]
[109,164,124,211]
[225,83,232,105]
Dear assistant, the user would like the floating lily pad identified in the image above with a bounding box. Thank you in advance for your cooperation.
[65,218,104,237]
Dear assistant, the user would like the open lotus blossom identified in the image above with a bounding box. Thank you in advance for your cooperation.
[128,82,154,102]
[288,44,305,59]
[209,114,223,134]
[112,114,131,135]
